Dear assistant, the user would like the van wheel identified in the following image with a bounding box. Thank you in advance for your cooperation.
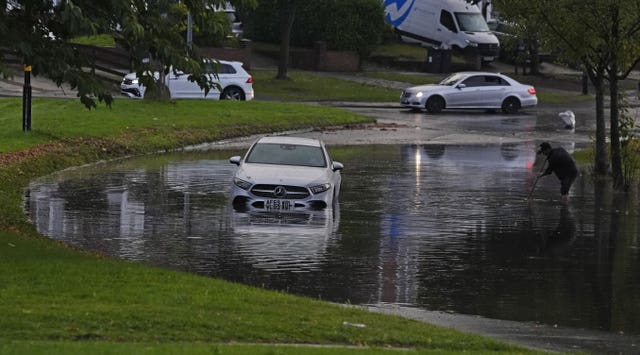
[221,86,245,101]
[501,97,520,114]
[425,96,445,113]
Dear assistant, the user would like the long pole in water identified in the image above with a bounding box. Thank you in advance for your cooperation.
[527,159,547,200]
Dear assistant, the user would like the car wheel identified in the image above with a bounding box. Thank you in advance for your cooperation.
[501,97,521,114]
[221,86,245,101]
[425,96,445,113]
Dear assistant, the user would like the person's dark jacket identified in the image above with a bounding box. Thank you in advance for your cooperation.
[543,147,578,179]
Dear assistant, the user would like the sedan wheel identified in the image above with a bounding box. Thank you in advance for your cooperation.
[501,97,521,114]
[425,96,445,113]
[221,86,245,101]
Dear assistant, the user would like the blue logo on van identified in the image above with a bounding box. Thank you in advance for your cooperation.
[383,0,415,27]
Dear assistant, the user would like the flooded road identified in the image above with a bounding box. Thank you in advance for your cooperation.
[24,142,640,338]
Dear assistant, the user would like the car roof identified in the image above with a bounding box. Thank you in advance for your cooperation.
[256,136,322,147]
[203,58,243,66]
[455,71,508,77]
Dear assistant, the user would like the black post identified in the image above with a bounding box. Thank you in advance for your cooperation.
[22,64,32,132]
[582,71,589,95]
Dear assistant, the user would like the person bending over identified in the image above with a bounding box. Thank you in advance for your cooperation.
[537,142,578,203]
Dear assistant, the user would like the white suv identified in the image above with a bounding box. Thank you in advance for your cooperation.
[121,59,254,101]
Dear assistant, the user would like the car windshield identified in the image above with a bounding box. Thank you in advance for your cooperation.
[439,73,466,86]
[246,143,327,167]
[455,12,490,32]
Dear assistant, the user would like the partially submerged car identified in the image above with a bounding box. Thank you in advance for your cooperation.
[229,136,343,212]
[120,59,253,100]
[400,71,537,114]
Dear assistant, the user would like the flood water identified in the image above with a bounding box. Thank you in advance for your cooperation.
[24,143,640,335]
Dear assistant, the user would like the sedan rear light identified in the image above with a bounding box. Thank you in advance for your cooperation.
[246,77,253,84]
[528,87,536,95]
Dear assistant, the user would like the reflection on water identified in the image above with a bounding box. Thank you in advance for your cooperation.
[230,209,339,271]
[24,144,640,335]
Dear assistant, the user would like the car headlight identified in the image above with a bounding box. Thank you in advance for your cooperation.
[416,92,423,98]
[465,40,479,47]
[310,183,331,194]
[233,177,252,190]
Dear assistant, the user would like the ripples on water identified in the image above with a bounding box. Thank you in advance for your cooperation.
[24,143,640,334]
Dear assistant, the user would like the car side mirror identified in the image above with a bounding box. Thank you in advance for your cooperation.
[332,161,344,171]
[456,84,466,89]
[229,156,241,166]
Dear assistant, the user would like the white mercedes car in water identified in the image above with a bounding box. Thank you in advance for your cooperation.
[400,71,537,114]
[229,136,343,212]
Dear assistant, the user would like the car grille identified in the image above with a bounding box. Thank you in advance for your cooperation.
[251,184,310,199]
[123,78,134,85]
[478,43,500,56]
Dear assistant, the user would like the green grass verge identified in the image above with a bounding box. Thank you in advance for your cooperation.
[0,97,547,354]
[360,72,440,86]
[535,92,592,104]
[0,342,544,355]
[252,70,399,102]
[0,98,369,152]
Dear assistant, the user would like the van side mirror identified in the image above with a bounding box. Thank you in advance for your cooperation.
[332,162,344,171]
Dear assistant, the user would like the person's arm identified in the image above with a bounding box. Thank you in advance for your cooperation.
[540,158,553,176]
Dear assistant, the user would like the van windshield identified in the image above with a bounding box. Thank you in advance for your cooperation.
[455,12,490,32]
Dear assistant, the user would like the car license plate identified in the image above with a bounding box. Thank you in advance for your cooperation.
[265,199,293,211]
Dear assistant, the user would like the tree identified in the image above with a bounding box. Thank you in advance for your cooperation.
[0,0,251,107]
[494,0,640,189]
[274,0,302,80]
[1,0,115,108]
[111,0,256,100]
[247,0,384,80]
[490,2,545,75]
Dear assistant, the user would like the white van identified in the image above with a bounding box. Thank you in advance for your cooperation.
[383,0,500,62]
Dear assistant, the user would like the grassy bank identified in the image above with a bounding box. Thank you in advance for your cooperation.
[252,69,590,106]
[252,70,399,102]
[0,99,370,152]
[0,98,546,354]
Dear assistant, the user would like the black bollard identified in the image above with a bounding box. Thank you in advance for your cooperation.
[22,64,32,132]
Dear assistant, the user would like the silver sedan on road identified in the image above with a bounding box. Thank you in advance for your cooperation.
[400,71,538,114]
[229,136,343,212]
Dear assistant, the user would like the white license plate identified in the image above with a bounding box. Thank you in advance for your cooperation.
[265,199,293,211]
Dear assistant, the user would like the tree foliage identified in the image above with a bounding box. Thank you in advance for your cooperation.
[0,0,255,107]
[247,0,384,57]
[1,0,113,108]
[494,0,640,189]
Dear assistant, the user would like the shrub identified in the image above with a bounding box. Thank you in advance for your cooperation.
[245,0,385,57]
